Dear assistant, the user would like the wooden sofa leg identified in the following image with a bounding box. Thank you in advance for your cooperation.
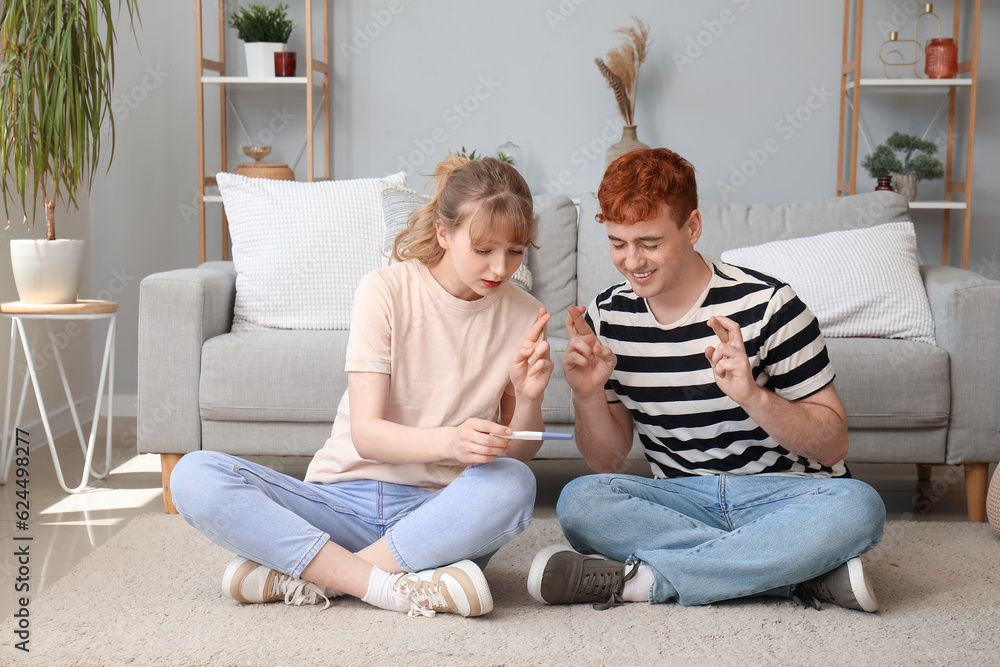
[965,462,988,523]
[916,464,933,481]
[160,453,183,514]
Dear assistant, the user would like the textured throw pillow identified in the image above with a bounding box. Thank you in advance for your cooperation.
[379,181,534,292]
[720,222,935,345]
[218,171,406,331]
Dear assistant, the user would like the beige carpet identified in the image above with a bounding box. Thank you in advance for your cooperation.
[3,515,1000,667]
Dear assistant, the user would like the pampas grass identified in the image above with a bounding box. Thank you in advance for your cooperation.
[595,16,651,126]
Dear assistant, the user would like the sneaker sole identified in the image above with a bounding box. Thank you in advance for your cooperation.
[221,556,260,604]
[527,544,585,604]
[846,557,879,613]
[442,560,494,617]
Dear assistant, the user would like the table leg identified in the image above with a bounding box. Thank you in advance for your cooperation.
[13,317,75,492]
[1,319,16,483]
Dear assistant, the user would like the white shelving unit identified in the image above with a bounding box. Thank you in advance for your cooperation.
[837,0,980,268]
[195,0,331,263]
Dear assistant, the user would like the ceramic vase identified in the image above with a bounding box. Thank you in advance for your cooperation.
[606,125,650,167]
[9,239,85,304]
[875,176,895,192]
[893,173,918,202]
[244,42,286,77]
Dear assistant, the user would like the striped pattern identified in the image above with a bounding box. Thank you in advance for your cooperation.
[589,258,845,479]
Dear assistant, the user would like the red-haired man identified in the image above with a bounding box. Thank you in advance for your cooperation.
[528,148,886,612]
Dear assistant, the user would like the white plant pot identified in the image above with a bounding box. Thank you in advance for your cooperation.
[9,239,85,304]
[244,42,286,78]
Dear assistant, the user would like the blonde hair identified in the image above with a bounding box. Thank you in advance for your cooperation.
[391,155,535,265]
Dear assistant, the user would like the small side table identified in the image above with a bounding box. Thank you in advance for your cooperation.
[1,300,117,493]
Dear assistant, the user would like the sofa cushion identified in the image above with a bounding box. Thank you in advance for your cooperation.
[576,192,623,308]
[200,329,348,423]
[218,171,405,332]
[825,337,949,430]
[721,222,936,344]
[696,191,910,258]
[540,337,572,423]
[529,194,579,337]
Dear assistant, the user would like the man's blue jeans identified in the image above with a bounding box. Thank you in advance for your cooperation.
[557,473,886,606]
[170,451,535,579]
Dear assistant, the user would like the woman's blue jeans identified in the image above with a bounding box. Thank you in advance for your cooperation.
[557,473,886,606]
[170,451,536,579]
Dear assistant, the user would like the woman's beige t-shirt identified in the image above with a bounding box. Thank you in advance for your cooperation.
[304,259,544,490]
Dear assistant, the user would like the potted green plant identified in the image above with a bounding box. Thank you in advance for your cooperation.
[229,3,294,78]
[1,0,141,304]
[863,132,944,201]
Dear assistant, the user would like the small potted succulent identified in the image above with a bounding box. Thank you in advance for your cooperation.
[229,3,294,78]
[862,132,944,201]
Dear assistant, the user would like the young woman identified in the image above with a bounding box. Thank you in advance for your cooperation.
[171,155,553,618]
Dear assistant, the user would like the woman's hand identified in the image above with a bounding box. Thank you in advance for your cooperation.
[448,418,514,463]
[509,308,553,402]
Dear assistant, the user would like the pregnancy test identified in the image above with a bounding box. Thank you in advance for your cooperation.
[497,431,573,441]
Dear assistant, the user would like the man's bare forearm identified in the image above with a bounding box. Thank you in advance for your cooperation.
[572,391,633,473]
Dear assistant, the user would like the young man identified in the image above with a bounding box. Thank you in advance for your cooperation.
[528,148,886,612]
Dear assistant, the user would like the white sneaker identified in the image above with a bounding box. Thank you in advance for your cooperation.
[794,557,878,612]
[222,556,331,610]
[391,560,493,617]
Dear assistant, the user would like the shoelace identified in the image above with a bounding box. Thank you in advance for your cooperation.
[393,574,449,618]
[791,579,829,611]
[269,573,332,610]
[590,559,638,611]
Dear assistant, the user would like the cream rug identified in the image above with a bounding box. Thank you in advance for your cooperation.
[3,515,999,666]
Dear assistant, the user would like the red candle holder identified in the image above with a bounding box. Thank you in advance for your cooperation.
[274,51,296,77]
[925,38,958,78]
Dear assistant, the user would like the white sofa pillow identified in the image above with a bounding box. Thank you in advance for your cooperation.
[218,171,405,331]
[721,222,935,345]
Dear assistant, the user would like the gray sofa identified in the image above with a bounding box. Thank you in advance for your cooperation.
[138,191,1000,519]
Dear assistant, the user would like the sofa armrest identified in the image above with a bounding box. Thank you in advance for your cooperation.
[137,263,237,455]
[921,264,1000,464]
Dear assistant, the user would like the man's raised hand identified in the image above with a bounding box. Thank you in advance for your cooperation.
[562,305,617,397]
[704,315,757,405]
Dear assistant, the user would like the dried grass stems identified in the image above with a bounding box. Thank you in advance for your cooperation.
[595,16,651,126]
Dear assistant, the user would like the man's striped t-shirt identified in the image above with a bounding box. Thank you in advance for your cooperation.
[586,256,846,479]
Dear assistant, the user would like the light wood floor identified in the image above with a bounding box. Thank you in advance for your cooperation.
[1,418,991,618]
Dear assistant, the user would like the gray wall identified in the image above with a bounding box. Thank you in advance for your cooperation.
[65,0,1000,398]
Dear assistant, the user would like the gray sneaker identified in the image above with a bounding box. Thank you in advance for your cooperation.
[794,557,878,612]
[527,544,635,610]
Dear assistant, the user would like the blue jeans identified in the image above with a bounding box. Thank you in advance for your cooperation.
[557,474,885,606]
[170,451,535,579]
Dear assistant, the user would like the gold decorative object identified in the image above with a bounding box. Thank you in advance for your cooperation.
[913,3,942,79]
[242,145,272,163]
[236,145,294,181]
[879,31,922,79]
